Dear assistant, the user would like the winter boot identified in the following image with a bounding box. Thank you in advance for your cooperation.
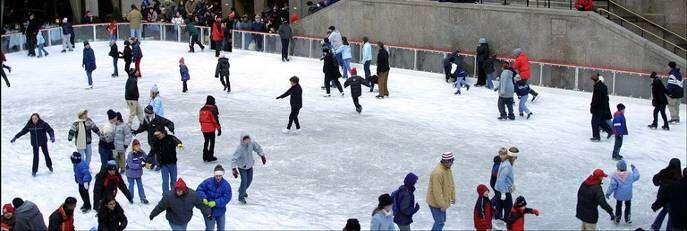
[454,89,461,95]
[356,105,362,113]
[648,123,657,129]
[141,199,149,204]
[207,156,218,162]
[497,116,507,120]
[589,137,601,142]
[661,125,670,130]
[526,112,533,119]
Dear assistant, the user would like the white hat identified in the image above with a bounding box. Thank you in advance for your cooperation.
[150,84,159,93]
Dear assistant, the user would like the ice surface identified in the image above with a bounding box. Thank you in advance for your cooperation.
[1,41,685,230]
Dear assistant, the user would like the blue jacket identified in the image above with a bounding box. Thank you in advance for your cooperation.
[36,33,45,45]
[495,161,514,193]
[606,166,640,201]
[83,47,96,71]
[341,45,352,60]
[361,42,372,62]
[132,43,143,60]
[371,211,396,231]
[150,96,164,117]
[514,80,530,97]
[612,111,628,136]
[73,161,92,184]
[125,150,146,178]
[13,118,55,147]
[666,68,684,98]
[62,22,73,35]
[196,177,232,217]
[393,173,419,226]
[179,64,190,81]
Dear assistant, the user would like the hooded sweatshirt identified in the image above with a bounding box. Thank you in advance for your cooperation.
[606,161,640,201]
[231,134,264,170]
[13,201,47,231]
[393,173,419,226]
[150,178,210,225]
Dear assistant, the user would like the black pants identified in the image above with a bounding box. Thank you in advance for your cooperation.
[219,74,230,92]
[325,78,343,94]
[32,143,52,174]
[288,106,301,129]
[182,80,188,92]
[1,66,9,87]
[494,191,512,220]
[352,96,361,109]
[498,97,514,118]
[124,61,131,72]
[615,200,631,222]
[213,41,222,57]
[202,132,216,161]
[443,65,452,82]
[189,35,204,52]
[281,39,290,61]
[476,62,486,85]
[653,104,668,126]
[591,113,612,139]
[78,183,91,209]
[26,34,36,56]
[523,79,539,96]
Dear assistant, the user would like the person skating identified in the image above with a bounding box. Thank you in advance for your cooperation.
[589,73,613,141]
[392,173,420,231]
[650,158,682,230]
[10,113,55,176]
[210,16,224,57]
[150,178,211,231]
[97,196,127,231]
[665,61,683,124]
[452,55,471,95]
[370,194,394,230]
[67,109,100,166]
[179,57,190,93]
[442,50,459,83]
[24,14,38,57]
[340,37,353,79]
[11,198,47,231]
[475,38,490,87]
[108,41,120,77]
[376,42,390,98]
[611,104,627,160]
[512,48,539,101]
[187,17,205,52]
[82,41,96,89]
[344,68,371,113]
[473,184,494,231]
[61,18,74,52]
[132,105,175,170]
[505,196,539,231]
[361,37,373,82]
[113,113,132,173]
[231,134,266,204]
[576,169,614,231]
[122,40,133,72]
[151,129,184,195]
[125,139,149,204]
[277,19,292,62]
[0,50,11,87]
[132,38,143,76]
[125,69,144,128]
[276,76,303,133]
[96,110,119,170]
[70,152,92,213]
[494,147,518,221]
[322,48,344,97]
[149,85,165,117]
[93,161,133,210]
[605,160,639,224]
[514,75,533,119]
[199,95,222,162]
[426,152,456,231]
[47,197,76,231]
[196,165,232,231]
[649,72,670,130]
[35,32,49,58]
[1,204,15,231]
[214,54,231,92]
[652,167,687,231]
[495,63,515,120]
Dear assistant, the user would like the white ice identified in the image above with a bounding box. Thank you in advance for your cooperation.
[1,41,686,230]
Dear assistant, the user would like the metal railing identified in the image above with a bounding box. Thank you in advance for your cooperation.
[478,0,575,9]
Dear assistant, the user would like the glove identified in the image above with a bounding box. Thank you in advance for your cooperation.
[129,199,134,204]
[609,214,615,221]
[203,199,209,205]
[631,164,636,170]
[84,183,89,190]
[232,168,239,178]
[500,193,505,200]
[207,201,216,208]
[532,209,540,216]
[261,155,267,165]
[177,143,184,150]
[10,138,16,143]
[217,128,222,136]
[414,203,420,212]
[149,214,154,220]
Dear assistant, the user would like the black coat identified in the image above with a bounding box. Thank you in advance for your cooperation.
[652,177,687,230]
[151,134,182,165]
[125,74,139,100]
[590,80,612,120]
[652,159,682,198]
[476,44,489,67]
[122,46,132,63]
[215,57,230,77]
[13,119,55,147]
[377,48,390,73]
[651,78,668,106]
[97,202,127,231]
[575,182,613,224]
[132,115,175,146]
[344,75,370,97]
[93,170,132,210]
[323,53,341,80]
[108,44,119,58]
[277,84,303,108]
[47,205,73,231]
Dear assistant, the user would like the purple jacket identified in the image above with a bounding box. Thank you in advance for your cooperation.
[125,150,146,178]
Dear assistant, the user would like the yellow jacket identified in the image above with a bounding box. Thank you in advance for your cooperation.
[426,163,455,209]
[127,9,143,29]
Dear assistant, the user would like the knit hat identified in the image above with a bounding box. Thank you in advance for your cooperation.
[214,164,225,176]
[175,178,188,193]
[378,193,393,207]
[132,139,141,147]
[11,198,24,209]
[150,84,159,94]
[144,105,154,114]
[479,37,487,44]
[70,152,82,164]
[106,160,117,171]
[77,109,88,118]
[350,67,357,76]
[514,196,527,207]
[616,160,627,171]
[441,151,455,161]
[583,168,608,185]
[83,41,90,46]
[328,26,335,31]
[343,218,361,231]
[512,48,523,56]
[617,103,625,111]
[179,57,185,64]
[107,109,117,120]
[2,204,14,214]
[477,184,489,195]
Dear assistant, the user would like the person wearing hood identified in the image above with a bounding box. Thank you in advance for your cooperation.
[196,165,232,231]
[82,41,96,89]
[10,113,55,176]
[649,72,670,130]
[68,109,100,166]
[47,197,76,231]
[475,38,490,87]
[125,69,144,128]
[151,129,183,196]
[113,113,132,173]
[70,152,92,213]
[605,160,639,224]
[11,198,47,231]
[371,194,395,230]
[576,169,614,230]
[344,68,371,113]
[277,76,303,133]
[506,196,539,231]
[199,95,222,162]
[665,61,683,124]
[650,158,682,231]
[214,55,231,92]
[1,203,15,231]
[231,134,266,204]
[150,178,211,231]
[652,167,687,231]
[589,73,613,141]
[426,152,456,231]
[495,62,515,120]
[149,85,165,117]
[512,48,539,101]
[393,173,419,230]
[473,184,493,231]
[178,57,190,93]
[97,196,127,231]
[93,161,133,210]
[494,147,518,220]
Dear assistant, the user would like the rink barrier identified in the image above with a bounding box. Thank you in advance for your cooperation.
[2,23,684,102]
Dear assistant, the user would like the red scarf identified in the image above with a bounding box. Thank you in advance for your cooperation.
[58,206,75,231]
[103,174,121,189]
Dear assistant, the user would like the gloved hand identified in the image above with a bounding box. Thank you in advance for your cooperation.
[50,137,55,143]
[500,193,505,200]
[232,168,239,178]
[414,203,420,212]
[10,138,16,143]
[261,155,267,165]
[217,128,222,136]
[532,209,540,216]
[203,199,209,205]
[207,201,216,208]
[84,183,89,190]
[177,143,184,150]
[631,164,636,170]
[610,214,615,221]
[149,214,154,220]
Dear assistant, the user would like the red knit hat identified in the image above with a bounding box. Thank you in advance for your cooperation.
[476,184,489,195]
[175,178,188,193]
[132,139,140,147]
[2,203,14,214]
[350,67,357,75]
[179,57,185,64]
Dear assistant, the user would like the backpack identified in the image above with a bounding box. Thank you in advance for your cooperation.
[391,188,401,215]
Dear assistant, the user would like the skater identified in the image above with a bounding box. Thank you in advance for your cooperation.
[82,41,96,89]
[1,204,15,231]
[506,196,540,231]
[47,197,76,231]
[361,37,373,83]
[322,48,344,97]
[122,40,133,72]
[649,72,669,130]
[576,169,614,231]
[589,73,613,141]
[96,110,118,170]
[132,105,175,169]
[113,113,132,173]
[392,173,420,231]
[109,41,120,77]
[211,16,224,57]
[125,69,144,128]
[475,37,489,86]
[24,14,38,57]
[35,32,49,58]
[93,161,133,210]
[215,54,231,92]
[452,56,471,95]
[10,113,55,176]
[125,139,149,204]
[179,58,190,93]
[68,109,100,166]
[327,26,343,67]
[495,63,515,120]
[150,178,211,231]
[187,17,205,52]
[652,167,687,231]
[442,50,460,83]
[651,158,682,231]
[97,196,127,231]
[231,133,266,204]
[344,219,361,231]
[149,85,165,117]
[0,50,11,87]
[344,68,370,113]
[107,20,118,42]
[605,160,639,224]
[199,95,222,162]
[127,5,143,40]
[494,147,518,221]
[473,184,494,231]
[485,54,497,90]
[376,42,390,99]
[197,165,232,231]
[611,104,627,160]
[514,75,533,119]
[665,61,683,124]
[426,152,456,231]
[277,19,292,62]
[151,129,184,195]
[340,37,352,78]
[276,76,303,133]
[512,48,539,101]
[61,18,74,52]
[370,194,394,230]
[70,152,92,213]
[11,198,47,231]
[132,38,143,76]
[490,154,501,191]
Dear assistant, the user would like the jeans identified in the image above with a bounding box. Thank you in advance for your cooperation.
[652,206,672,231]
[612,135,623,158]
[591,113,612,139]
[280,39,290,60]
[86,71,93,86]
[130,28,142,40]
[110,34,118,42]
[397,224,410,231]
[31,144,52,174]
[454,75,468,89]
[204,214,226,231]
[160,164,178,196]
[652,104,668,126]
[429,206,446,231]
[78,183,91,209]
[238,168,254,201]
[615,200,631,222]
[342,58,352,78]
[127,177,147,201]
[518,94,531,114]
[98,145,113,170]
[202,132,216,161]
[486,72,495,89]
[498,97,515,118]
[77,144,93,166]
[494,190,513,220]
[335,52,343,68]
[169,222,188,231]
[363,60,371,79]
[62,34,73,50]
[288,107,301,129]
[112,57,119,76]
[37,44,48,57]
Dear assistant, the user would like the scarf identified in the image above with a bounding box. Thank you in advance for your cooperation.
[76,120,87,149]
[474,196,489,219]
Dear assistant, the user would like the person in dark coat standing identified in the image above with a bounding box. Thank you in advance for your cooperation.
[93,161,133,210]
[393,173,420,231]
[344,68,370,113]
[132,38,143,76]
[589,74,613,141]
[150,178,211,231]
[649,72,670,130]
[24,14,39,57]
[475,38,490,87]
[125,69,144,128]
[10,113,55,176]
[61,18,74,52]
[650,158,682,231]
[214,55,231,92]
[11,198,47,231]
[151,129,184,196]
[576,169,614,230]
[1,50,12,87]
[122,41,133,73]
[82,41,96,89]
[277,20,293,62]
[322,48,344,97]
[376,42,390,99]
[277,76,303,133]
[652,167,687,231]
[47,197,76,231]
[97,196,127,231]
[108,41,120,77]
[199,96,222,162]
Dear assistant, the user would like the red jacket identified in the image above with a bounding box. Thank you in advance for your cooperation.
[107,22,117,35]
[513,53,531,80]
[473,196,493,231]
[211,22,224,42]
[199,105,221,133]
[507,207,537,231]
[290,13,299,24]
[575,0,593,11]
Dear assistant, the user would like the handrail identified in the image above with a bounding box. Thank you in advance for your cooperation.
[603,0,687,42]
[597,8,686,54]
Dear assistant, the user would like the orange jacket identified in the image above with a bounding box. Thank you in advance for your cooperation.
[513,53,531,80]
